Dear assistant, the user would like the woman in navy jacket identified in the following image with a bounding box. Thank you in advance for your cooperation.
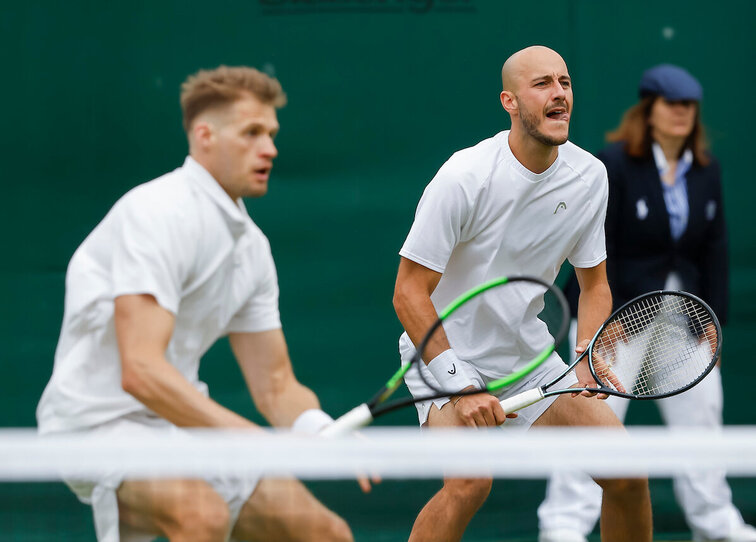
[600,88,727,319]
[538,65,755,542]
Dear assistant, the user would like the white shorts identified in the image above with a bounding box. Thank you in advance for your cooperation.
[61,413,259,542]
[403,351,578,429]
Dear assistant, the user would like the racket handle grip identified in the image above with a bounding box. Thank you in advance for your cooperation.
[499,388,545,414]
[320,403,374,437]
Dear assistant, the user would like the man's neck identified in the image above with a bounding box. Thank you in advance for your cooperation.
[507,129,559,174]
[189,152,238,201]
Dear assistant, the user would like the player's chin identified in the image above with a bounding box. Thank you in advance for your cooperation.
[544,125,569,145]
[533,124,569,147]
[243,183,269,198]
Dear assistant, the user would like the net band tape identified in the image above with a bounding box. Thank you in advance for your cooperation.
[2,427,756,481]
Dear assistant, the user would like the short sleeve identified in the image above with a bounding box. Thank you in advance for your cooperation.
[568,165,609,268]
[110,193,193,314]
[225,238,282,333]
[399,162,475,273]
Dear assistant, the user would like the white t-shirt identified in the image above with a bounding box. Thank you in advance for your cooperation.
[37,157,282,433]
[399,131,608,378]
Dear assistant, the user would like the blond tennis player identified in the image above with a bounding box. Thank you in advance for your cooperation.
[37,66,354,542]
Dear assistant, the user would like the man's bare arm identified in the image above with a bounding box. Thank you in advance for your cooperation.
[116,294,255,428]
[393,257,509,427]
[231,329,378,492]
[573,261,613,397]
[229,329,320,428]
[393,257,448,361]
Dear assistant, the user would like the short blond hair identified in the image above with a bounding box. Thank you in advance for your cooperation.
[180,65,287,133]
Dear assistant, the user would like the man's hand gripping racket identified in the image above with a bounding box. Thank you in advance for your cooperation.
[321,276,570,436]
[499,290,722,414]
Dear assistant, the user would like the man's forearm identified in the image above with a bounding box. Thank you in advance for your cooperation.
[394,286,452,363]
[394,283,483,393]
[576,282,612,343]
[122,354,256,429]
[254,378,321,428]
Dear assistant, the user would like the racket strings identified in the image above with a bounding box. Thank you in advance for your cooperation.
[591,294,719,398]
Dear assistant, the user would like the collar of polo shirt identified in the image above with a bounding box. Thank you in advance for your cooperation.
[183,156,249,237]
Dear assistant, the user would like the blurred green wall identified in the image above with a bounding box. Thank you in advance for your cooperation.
[2,0,754,431]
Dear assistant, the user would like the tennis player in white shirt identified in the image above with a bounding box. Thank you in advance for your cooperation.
[394,46,653,542]
[37,66,354,542]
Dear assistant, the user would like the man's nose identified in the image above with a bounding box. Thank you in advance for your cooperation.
[261,135,278,158]
[551,80,566,99]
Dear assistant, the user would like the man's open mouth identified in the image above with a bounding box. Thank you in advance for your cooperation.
[546,108,569,121]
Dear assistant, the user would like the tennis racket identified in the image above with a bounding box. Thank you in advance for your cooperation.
[321,275,570,436]
[498,290,722,414]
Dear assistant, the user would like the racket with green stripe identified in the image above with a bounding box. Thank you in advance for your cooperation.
[321,275,569,436]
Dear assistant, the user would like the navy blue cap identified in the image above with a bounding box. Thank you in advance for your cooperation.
[638,64,703,101]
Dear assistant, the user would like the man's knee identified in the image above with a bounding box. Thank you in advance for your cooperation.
[166,493,231,541]
[443,477,493,506]
[118,479,232,542]
[595,476,648,497]
[321,514,353,542]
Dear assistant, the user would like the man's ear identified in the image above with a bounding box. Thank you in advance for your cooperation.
[500,90,518,115]
[192,120,215,151]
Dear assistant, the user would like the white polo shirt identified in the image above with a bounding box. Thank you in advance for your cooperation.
[37,157,282,433]
[399,131,608,378]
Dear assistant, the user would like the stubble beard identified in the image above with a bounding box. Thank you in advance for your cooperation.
[518,102,569,147]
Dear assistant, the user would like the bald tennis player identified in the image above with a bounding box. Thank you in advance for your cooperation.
[394,46,653,542]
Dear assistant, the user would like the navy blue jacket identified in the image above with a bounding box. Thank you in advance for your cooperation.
[566,142,729,325]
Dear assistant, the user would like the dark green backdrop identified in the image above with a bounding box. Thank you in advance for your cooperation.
[1,1,754,539]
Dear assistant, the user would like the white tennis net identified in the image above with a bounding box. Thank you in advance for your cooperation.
[2,427,755,541]
[3,426,756,480]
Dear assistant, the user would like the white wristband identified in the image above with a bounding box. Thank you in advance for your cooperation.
[426,349,479,393]
[291,409,334,435]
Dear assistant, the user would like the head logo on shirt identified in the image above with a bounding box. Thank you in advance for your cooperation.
[553,201,567,214]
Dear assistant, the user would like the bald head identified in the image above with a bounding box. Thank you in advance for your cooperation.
[499,45,573,154]
[501,46,568,93]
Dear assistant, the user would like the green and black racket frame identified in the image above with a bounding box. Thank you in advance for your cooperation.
[321,275,570,436]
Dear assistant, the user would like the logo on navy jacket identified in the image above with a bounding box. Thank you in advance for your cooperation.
[705,200,717,221]
[636,198,649,220]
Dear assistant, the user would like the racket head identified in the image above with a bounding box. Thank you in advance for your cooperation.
[587,290,721,400]
[412,275,570,399]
